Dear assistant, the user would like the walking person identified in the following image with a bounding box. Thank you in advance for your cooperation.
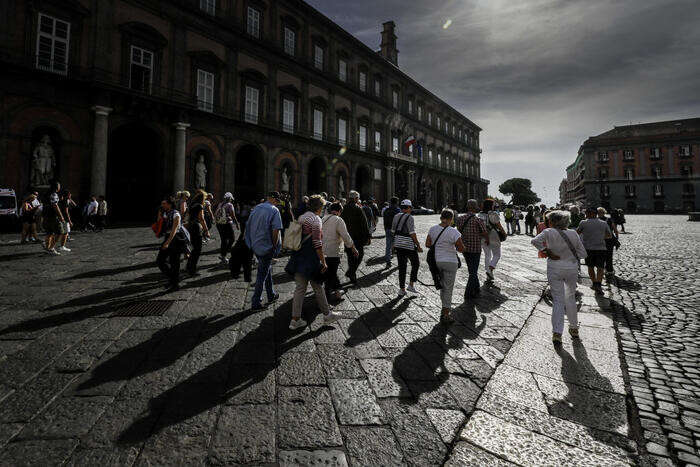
[96,195,108,231]
[85,196,98,231]
[214,192,238,264]
[597,207,619,279]
[177,191,190,222]
[43,181,65,255]
[525,205,535,235]
[569,205,583,229]
[203,193,215,233]
[382,197,401,267]
[504,205,514,235]
[185,190,210,275]
[577,207,612,294]
[286,195,343,330]
[245,192,283,310]
[456,199,488,299]
[513,206,522,234]
[477,199,506,281]
[426,209,465,323]
[57,191,73,252]
[391,199,422,296]
[322,202,358,301]
[340,190,370,284]
[615,209,626,233]
[20,194,38,244]
[531,210,587,344]
[229,211,254,283]
[156,196,190,291]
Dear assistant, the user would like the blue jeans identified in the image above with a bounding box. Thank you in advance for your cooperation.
[252,253,275,306]
[384,229,394,262]
[463,251,481,298]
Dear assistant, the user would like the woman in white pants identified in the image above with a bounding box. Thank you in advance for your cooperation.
[531,210,587,344]
[425,209,465,324]
[476,199,506,281]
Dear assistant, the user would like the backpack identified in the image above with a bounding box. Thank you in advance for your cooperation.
[282,210,304,251]
[383,206,400,228]
[504,208,513,220]
[214,203,228,225]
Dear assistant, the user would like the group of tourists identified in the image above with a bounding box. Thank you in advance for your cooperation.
[18,180,108,255]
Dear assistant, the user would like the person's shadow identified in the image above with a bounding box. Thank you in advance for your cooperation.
[344,296,412,348]
[117,299,329,444]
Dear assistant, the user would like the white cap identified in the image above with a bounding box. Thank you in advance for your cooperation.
[224,192,233,200]
[400,199,412,207]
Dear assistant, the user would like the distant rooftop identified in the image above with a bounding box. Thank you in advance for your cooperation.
[589,117,700,141]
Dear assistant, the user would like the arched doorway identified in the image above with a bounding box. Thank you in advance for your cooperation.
[436,180,444,209]
[307,157,326,194]
[235,144,265,203]
[356,166,372,199]
[107,123,162,223]
[626,201,637,214]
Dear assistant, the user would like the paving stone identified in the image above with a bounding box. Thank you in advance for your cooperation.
[340,426,405,466]
[279,449,348,466]
[277,351,326,386]
[278,386,342,449]
[17,396,112,440]
[360,358,410,398]
[445,441,516,466]
[316,344,365,379]
[425,408,465,444]
[209,404,275,464]
[2,439,79,465]
[0,371,78,423]
[328,378,383,425]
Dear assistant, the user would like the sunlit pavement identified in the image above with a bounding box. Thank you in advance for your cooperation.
[0,215,697,465]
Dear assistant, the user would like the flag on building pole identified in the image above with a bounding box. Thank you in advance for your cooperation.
[404,135,416,149]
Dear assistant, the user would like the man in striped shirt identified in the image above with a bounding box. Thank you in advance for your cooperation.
[455,199,488,299]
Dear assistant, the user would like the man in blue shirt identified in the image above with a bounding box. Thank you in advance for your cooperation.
[245,192,283,310]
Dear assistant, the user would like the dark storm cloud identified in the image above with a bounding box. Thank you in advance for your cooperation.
[306,0,700,205]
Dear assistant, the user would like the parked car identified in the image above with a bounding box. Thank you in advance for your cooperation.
[0,188,19,230]
[412,206,435,215]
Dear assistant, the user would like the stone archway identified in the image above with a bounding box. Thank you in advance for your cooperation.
[234,144,265,203]
[307,156,327,195]
[108,123,164,222]
[332,162,350,198]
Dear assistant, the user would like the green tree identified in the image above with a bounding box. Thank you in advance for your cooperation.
[498,178,541,206]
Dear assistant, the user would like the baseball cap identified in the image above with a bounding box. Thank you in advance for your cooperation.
[268,191,281,201]
[223,192,233,200]
[400,199,412,208]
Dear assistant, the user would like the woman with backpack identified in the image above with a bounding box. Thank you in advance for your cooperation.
[156,196,190,291]
[322,202,358,301]
[391,199,423,297]
[185,190,210,275]
[477,199,506,281]
[425,209,465,324]
[214,192,238,264]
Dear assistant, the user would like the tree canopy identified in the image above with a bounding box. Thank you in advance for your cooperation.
[498,178,541,206]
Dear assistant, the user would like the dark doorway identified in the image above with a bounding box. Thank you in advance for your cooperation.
[356,166,372,199]
[307,157,326,194]
[235,144,264,203]
[452,184,458,206]
[653,201,665,213]
[107,124,162,223]
[436,180,444,209]
[626,201,637,213]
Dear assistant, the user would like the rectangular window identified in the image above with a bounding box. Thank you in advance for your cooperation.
[247,7,260,38]
[654,184,663,196]
[244,85,259,124]
[392,90,398,109]
[359,71,367,92]
[652,166,661,179]
[36,13,70,75]
[680,145,691,157]
[196,69,214,112]
[313,109,323,140]
[681,165,692,177]
[650,147,660,159]
[359,125,367,151]
[339,60,347,82]
[199,0,216,15]
[392,136,399,153]
[437,116,441,128]
[428,112,432,125]
[624,168,634,180]
[374,130,381,152]
[598,151,609,162]
[374,79,381,97]
[284,27,295,56]
[418,106,423,120]
[282,98,294,133]
[623,149,634,161]
[428,149,433,164]
[337,118,347,145]
[683,183,694,194]
[408,100,413,114]
[129,46,153,93]
[314,45,324,70]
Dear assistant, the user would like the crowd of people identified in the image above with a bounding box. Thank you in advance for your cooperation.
[17,181,108,255]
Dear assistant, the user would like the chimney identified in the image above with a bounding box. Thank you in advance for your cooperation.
[380,21,398,66]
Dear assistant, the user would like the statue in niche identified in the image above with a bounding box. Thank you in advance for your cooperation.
[31,135,55,187]
[195,154,207,189]
[281,167,290,193]
[338,173,345,195]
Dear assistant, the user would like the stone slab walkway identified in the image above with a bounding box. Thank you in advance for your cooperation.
[1,214,694,465]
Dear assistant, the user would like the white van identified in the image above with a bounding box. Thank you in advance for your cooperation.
[0,188,19,228]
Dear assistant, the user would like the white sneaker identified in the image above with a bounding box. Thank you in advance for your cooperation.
[59,246,71,252]
[289,318,307,330]
[323,311,342,325]
[50,248,61,256]
[220,256,228,264]
[398,289,407,297]
[406,285,418,293]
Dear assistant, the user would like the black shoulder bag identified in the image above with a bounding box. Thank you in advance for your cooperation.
[427,226,448,290]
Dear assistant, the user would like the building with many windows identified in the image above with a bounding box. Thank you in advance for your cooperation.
[562,119,699,213]
[0,0,487,221]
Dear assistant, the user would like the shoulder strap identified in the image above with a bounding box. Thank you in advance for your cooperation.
[458,214,474,235]
[554,229,580,262]
[430,226,448,249]
[397,213,409,234]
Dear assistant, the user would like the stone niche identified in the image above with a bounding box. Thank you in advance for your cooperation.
[28,126,63,190]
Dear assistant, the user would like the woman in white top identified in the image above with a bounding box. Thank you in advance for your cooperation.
[425,209,465,324]
[476,199,506,281]
[531,210,588,344]
[322,202,358,300]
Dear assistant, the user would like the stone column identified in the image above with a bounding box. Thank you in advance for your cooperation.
[90,106,112,197]
[173,122,190,192]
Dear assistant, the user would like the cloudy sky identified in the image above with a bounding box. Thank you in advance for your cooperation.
[306,0,700,205]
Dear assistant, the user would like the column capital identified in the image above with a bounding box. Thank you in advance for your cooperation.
[91,106,112,116]
[173,122,190,131]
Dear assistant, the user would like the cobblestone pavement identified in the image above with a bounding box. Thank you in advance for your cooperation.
[0,214,695,465]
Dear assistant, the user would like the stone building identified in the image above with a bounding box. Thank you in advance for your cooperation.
[564,119,699,213]
[0,0,487,221]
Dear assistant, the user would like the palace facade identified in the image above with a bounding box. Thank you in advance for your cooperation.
[562,119,699,213]
[0,0,487,221]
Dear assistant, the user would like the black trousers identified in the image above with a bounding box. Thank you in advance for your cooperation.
[396,248,419,289]
[186,229,202,273]
[156,241,182,286]
[325,257,341,291]
[604,240,615,273]
[216,223,235,257]
[229,239,253,282]
[345,245,364,280]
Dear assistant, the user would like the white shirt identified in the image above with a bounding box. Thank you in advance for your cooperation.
[321,214,354,257]
[87,200,99,215]
[428,224,462,264]
[531,228,587,270]
[477,211,501,245]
